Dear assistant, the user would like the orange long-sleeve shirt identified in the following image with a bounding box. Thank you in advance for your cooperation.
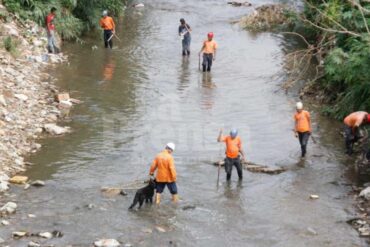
[99,16,115,30]
[344,111,368,128]
[149,150,177,182]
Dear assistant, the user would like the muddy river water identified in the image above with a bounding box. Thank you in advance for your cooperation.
[0,0,366,246]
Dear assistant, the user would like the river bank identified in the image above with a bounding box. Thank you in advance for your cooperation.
[0,4,70,183]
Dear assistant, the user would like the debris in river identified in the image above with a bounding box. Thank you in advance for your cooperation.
[182,205,196,211]
[44,123,70,135]
[213,160,286,174]
[24,183,31,190]
[309,195,319,199]
[1,220,10,226]
[38,232,53,239]
[0,202,17,214]
[12,231,29,238]
[54,93,70,102]
[9,175,28,184]
[228,1,252,7]
[239,4,292,31]
[307,227,318,235]
[28,241,41,247]
[28,214,36,218]
[94,239,120,247]
[31,180,45,187]
[101,187,123,197]
[155,226,167,233]
[133,3,144,8]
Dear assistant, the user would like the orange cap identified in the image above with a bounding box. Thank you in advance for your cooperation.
[207,32,214,38]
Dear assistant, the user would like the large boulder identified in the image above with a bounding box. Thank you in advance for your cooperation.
[360,187,370,200]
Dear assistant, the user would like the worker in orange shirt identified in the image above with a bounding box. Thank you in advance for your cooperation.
[99,10,116,49]
[45,7,59,53]
[149,143,178,204]
[217,129,246,181]
[199,32,217,72]
[343,111,370,155]
[294,102,312,158]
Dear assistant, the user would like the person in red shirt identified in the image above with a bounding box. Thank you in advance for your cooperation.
[199,32,217,72]
[217,128,246,181]
[45,7,59,53]
[99,10,116,49]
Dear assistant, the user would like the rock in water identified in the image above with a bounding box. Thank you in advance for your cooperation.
[1,220,10,226]
[0,202,17,214]
[28,241,41,247]
[38,232,53,239]
[309,195,319,199]
[12,231,28,238]
[31,180,45,187]
[94,239,120,247]
[360,187,370,200]
[14,94,28,101]
[9,175,28,184]
[44,124,70,135]
[0,181,9,192]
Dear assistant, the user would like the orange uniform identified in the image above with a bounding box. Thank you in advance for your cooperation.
[294,110,311,133]
[344,111,368,128]
[202,40,217,54]
[99,16,115,30]
[150,150,176,183]
[221,136,242,159]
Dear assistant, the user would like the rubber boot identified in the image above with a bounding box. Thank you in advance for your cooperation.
[172,194,179,203]
[155,193,161,205]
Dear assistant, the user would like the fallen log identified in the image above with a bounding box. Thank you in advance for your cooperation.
[213,160,286,175]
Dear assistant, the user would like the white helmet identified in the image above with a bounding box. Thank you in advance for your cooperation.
[102,10,108,16]
[166,142,175,151]
[296,102,303,110]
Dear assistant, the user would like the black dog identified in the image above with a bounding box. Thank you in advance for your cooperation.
[129,179,156,210]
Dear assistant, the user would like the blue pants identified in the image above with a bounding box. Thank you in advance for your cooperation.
[156,182,178,194]
[202,53,213,72]
[182,37,191,55]
[298,131,310,157]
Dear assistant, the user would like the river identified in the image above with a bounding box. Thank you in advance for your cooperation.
[0,0,365,246]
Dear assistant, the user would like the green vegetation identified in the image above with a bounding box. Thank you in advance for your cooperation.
[3,36,19,56]
[290,0,370,119]
[2,0,126,40]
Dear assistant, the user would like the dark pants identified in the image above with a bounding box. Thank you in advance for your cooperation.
[225,156,243,181]
[298,132,310,157]
[202,53,213,72]
[156,182,178,195]
[103,30,113,49]
[344,125,360,155]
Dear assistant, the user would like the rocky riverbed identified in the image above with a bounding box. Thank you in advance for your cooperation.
[0,4,71,185]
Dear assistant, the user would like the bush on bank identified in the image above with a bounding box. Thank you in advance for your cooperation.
[292,0,370,119]
[2,0,126,40]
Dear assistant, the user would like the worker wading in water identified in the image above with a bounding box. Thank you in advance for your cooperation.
[294,102,312,158]
[178,18,192,56]
[217,129,246,181]
[343,111,370,155]
[149,143,178,204]
[199,32,217,72]
[99,10,116,49]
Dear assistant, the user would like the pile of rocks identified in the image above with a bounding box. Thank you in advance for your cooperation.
[0,4,71,177]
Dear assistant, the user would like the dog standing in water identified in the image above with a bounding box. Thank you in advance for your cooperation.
[129,179,156,210]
